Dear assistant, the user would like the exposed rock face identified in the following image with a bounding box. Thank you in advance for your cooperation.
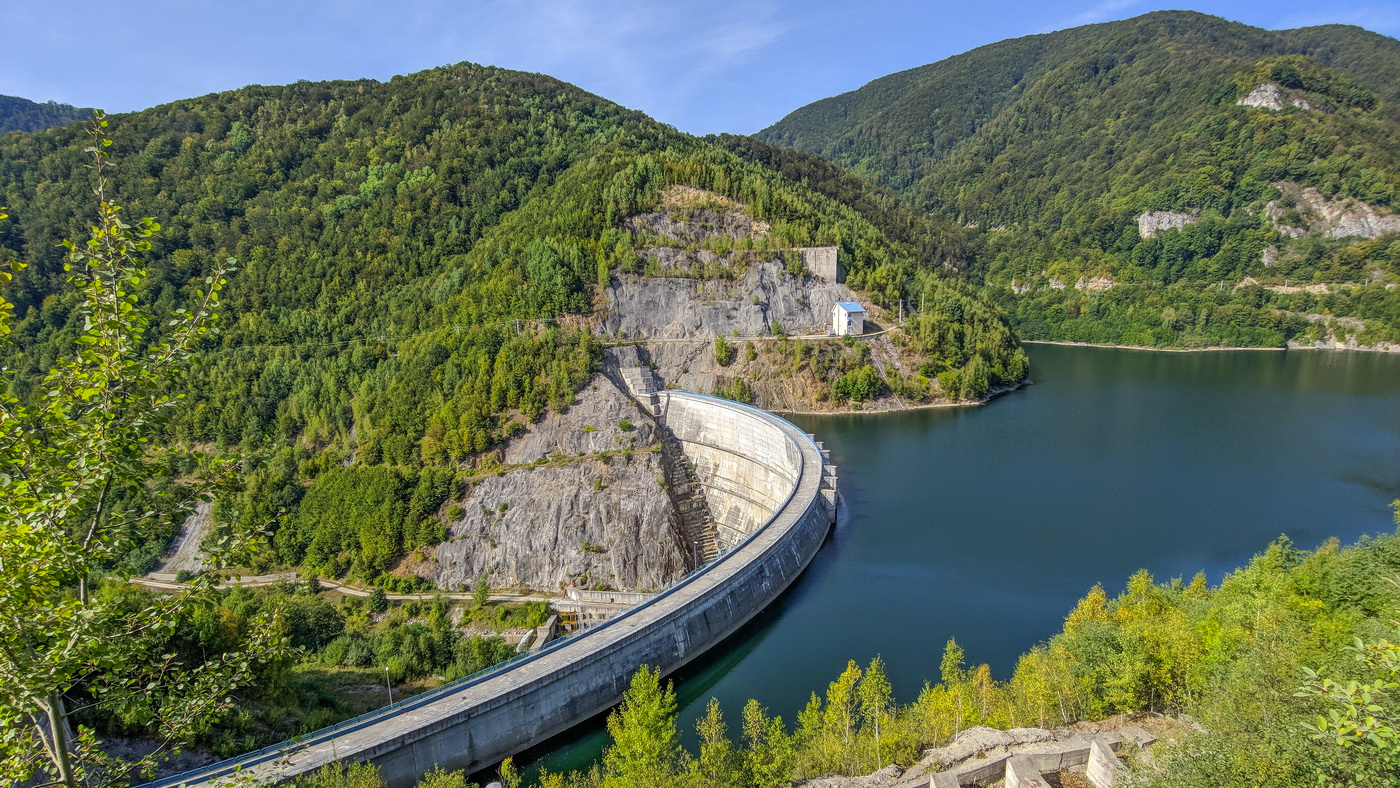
[1137,210,1198,238]
[602,186,938,412]
[151,501,214,579]
[625,207,768,244]
[501,375,657,464]
[1238,82,1286,110]
[1075,275,1115,291]
[1267,182,1400,239]
[1238,82,1317,112]
[414,373,688,593]
[426,452,686,593]
[602,259,852,340]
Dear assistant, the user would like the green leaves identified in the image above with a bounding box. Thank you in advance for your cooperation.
[0,115,280,788]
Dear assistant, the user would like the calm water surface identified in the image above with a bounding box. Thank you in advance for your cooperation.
[529,344,1400,774]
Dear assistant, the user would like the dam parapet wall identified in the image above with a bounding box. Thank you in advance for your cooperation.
[147,392,835,788]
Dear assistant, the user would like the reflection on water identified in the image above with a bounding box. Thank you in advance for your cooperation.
[527,345,1400,776]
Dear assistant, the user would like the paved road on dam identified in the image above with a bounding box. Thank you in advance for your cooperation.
[141,391,835,788]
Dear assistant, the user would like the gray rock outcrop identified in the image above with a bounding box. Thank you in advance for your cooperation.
[1237,82,1314,111]
[601,259,851,340]
[1137,210,1198,238]
[425,452,686,593]
[624,202,768,245]
[1266,182,1400,239]
[414,372,689,593]
[500,376,657,465]
[1238,82,1286,110]
[150,500,214,579]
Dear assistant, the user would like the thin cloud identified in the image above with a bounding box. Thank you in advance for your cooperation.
[438,0,793,129]
[1043,0,1144,32]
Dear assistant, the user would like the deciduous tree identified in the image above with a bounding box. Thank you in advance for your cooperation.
[0,114,283,788]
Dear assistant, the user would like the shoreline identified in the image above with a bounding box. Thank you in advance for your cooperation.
[1022,339,1285,353]
[773,381,1030,417]
[1023,339,1400,354]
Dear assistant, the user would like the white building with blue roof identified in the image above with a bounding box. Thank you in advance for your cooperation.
[832,301,865,336]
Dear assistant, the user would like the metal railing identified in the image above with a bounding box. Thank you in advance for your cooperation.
[142,392,821,788]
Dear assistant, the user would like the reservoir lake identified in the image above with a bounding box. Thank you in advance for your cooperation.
[530,343,1400,773]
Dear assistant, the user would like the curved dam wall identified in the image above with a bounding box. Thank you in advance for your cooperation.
[151,392,836,788]
[666,395,804,551]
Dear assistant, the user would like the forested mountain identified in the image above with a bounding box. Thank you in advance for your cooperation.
[760,11,1400,348]
[0,63,1021,580]
[0,94,91,134]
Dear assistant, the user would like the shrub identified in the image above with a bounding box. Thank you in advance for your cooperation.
[714,336,736,366]
[367,587,388,613]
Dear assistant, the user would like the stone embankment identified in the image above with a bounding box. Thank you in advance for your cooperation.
[141,390,837,788]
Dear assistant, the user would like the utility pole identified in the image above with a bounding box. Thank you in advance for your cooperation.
[385,666,393,704]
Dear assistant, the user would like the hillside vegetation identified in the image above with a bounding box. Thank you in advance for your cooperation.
[760,11,1400,348]
[0,94,91,134]
[0,64,1024,587]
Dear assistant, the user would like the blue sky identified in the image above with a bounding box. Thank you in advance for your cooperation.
[4,1,1398,135]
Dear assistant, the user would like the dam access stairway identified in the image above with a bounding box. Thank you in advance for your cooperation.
[610,345,723,566]
[611,346,839,564]
[661,430,720,564]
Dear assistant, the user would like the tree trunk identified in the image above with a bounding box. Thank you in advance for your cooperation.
[45,692,78,788]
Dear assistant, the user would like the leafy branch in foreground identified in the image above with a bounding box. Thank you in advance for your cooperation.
[0,113,286,788]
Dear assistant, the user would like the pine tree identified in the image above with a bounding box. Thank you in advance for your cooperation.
[601,666,683,788]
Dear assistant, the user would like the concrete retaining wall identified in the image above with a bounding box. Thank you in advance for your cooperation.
[149,392,835,788]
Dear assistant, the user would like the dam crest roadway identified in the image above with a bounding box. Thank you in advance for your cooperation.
[143,388,839,788]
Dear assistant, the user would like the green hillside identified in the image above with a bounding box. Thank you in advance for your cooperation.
[0,94,91,134]
[0,63,1022,581]
[760,11,1400,348]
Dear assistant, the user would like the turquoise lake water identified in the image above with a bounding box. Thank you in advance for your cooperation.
[529,344,1400,774]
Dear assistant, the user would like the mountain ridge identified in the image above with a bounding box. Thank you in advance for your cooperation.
[0,94,92,134]
[759,11,1400,348]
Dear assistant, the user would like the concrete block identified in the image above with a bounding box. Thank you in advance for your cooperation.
[1119,726,1157,748]
[1087,737,1124,788]
[929,771,960,788]
[955,754,1010,786]
[1004,755,1050,788]
[800,246,840,282]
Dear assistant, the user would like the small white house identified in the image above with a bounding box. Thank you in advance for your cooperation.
[832,301,866,336]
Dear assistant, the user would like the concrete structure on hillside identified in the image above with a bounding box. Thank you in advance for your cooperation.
[833,301,866,335]
[143,391,838,788]
[800,246,840,282]
[929,727,1155,788]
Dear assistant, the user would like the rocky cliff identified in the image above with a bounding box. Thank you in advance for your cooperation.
[414,374,690,593]
[602,259,848,340]
[601,187,950,412]
[1265,181,1400,239]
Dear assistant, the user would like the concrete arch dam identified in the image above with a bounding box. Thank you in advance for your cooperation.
[149,391,838,788]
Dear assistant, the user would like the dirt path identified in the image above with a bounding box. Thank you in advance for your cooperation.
[149,500,213,578]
